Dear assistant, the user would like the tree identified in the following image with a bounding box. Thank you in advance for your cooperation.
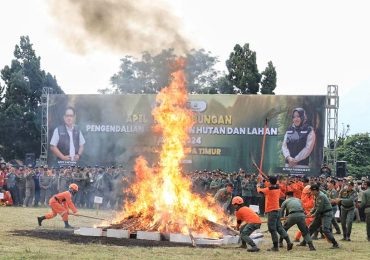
[184,49,219,94]
[0,36,63,160]
[213,75,235,94]
[260,61,277,94]
[107,49,220,94]
[225,43,261,94]
[337,133,370,177]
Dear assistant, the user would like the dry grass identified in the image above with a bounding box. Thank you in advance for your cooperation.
[0,207,369,260]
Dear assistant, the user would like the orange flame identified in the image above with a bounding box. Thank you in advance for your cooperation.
[112,58,226,237]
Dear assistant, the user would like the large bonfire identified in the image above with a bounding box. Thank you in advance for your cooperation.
[109,59,227,238]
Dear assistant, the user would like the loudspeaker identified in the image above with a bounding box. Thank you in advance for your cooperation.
[24,153,35,167]
[336,161,347,178]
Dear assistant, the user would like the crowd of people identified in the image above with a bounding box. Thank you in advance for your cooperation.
[189,168,370,250]
[0,162,129,209]
[189,168,369,221]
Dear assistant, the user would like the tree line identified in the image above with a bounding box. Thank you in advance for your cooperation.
[100,44,277,95]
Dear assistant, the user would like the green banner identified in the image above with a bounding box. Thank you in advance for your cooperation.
[47,94,325,176]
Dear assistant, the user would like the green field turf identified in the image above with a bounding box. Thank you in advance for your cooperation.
[0,207,369,259]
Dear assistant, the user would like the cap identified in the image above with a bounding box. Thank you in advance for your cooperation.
[286,191,294,196]
[310,184,320,191]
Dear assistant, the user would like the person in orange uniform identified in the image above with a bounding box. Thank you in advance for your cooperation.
[232,196,261,252]
[0,187,13,206]
[37,183,79,228]
[257,176,293,251]
[287,178,304,199]
[295,179,314,242]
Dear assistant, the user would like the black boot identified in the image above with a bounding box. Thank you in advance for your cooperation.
[267,242,279,252]
[240,241,247,249]
[297,241,307,247]
[247,246,260,252]
[330,242,339,249]
[285,237,293,251]
[37,216,45,226]
[308,242,316,251]
[64,221,74,229]
[247,241,260,252]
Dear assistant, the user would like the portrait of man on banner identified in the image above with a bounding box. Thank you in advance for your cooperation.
[49,106,86,163]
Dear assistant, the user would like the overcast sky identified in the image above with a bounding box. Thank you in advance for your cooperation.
[0,0,369,134]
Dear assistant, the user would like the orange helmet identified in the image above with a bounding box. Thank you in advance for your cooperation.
[231,196,244,205]
[69,183,79,192]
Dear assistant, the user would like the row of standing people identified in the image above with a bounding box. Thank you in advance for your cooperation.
[191,169,368,220]
[214,175,370,252]
[0,164,129,209]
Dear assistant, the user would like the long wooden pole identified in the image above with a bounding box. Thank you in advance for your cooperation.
[258,118,268,180]
[73,213,107,221]
[252,160,269,180]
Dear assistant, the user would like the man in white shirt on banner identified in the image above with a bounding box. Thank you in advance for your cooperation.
[50,107,85,162]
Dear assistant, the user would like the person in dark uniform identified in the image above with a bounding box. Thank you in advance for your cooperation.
[320,164,332,177]
[327,180,341,234]
[214,183,234,213]
[282,108,316,168]
[337,181,358,241]
[307,184,339,249]
[360,180,370,242]
[280,191,316,251]
[50,107,85,162]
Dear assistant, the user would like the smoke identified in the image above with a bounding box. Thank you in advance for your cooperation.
[49,0,191,55]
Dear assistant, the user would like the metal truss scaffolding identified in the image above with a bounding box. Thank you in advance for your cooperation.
[325,85,339,173]
[40,87,53,164]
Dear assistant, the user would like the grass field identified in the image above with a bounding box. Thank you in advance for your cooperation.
[1,207,369,260]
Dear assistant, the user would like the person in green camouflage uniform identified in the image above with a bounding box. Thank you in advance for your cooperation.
[209,176,222,194]
[241,176,253,206]
[308,184,339,249]
[279,191,316,250]
[337,181,358,241]
[327,180,341,234]
[214,183,233,213]
[360,180,370,242]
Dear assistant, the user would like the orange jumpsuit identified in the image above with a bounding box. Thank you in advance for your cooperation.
[287,182,304,199]
[295,185,314,240]
[257,186,280,213]
[0,190,13,206]
[236,206,262,225]
[45,191,77,221]
[295,181,304,199]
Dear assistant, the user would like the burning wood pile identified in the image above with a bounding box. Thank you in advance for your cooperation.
[103,215,238,237]
[96,59,237,241]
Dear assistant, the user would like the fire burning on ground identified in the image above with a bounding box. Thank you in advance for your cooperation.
[104,59,229,238]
